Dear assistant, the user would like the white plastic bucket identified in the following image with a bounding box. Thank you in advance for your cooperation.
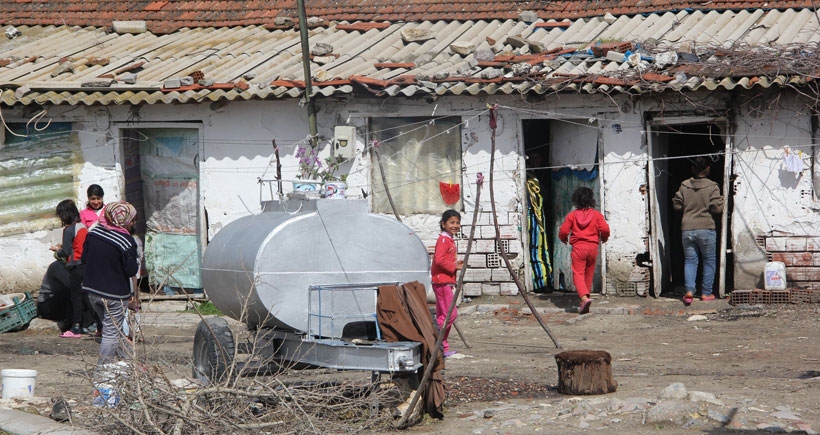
[764,261,787,290]
[1,369,37,399]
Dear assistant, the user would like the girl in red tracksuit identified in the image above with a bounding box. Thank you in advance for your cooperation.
[431,209,463,357]
[559,187,610,314]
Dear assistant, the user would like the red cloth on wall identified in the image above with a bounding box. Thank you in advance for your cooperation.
[439,182,460,205]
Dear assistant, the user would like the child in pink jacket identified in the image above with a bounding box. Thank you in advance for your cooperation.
[79,184,107,230]
[431,209,464,357]
[559,187,610,314]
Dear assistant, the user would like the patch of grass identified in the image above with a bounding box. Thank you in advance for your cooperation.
[185,300,222,316]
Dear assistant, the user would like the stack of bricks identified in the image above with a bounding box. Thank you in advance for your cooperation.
[456,211,522,297]
[730,288,820,305]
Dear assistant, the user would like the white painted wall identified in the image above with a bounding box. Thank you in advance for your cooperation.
[731,95,816,288]
[598,112,650,285]
[3,89,816,294]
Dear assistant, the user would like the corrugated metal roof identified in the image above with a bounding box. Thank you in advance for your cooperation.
[1,8,819,106]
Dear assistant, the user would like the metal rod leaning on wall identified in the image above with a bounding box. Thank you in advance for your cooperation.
[395,172,483,429]
[371,141,403,222]
[486,104,561,349]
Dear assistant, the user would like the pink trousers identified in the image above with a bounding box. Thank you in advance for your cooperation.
[433,283,458,352]
[570,242,599,299]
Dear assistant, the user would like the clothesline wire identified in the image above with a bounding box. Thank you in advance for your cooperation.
[253,144,799,198]
[2,106,811,196]
[5,119,816,150]
[3,102,818,146]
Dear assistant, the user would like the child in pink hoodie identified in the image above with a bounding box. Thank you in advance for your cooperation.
[559,187,610,314]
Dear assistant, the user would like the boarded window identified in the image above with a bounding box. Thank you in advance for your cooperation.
[369,117,462,214]
[0,122,77,236]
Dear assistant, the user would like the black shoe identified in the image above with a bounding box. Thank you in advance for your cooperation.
[50,398,71,422]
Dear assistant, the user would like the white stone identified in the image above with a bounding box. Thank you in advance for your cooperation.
[401,28,435,43]
[112,20,147,34]
[659,382,687,400]
[518,10,538,23]
[687,314,708,321]
[306,17,325,26]
[450,41,476,56]
[688,391,724,405]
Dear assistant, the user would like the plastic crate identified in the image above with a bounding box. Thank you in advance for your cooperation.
[0,292,38,333]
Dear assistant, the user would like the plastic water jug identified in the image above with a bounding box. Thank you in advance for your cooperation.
[764,261,787,290]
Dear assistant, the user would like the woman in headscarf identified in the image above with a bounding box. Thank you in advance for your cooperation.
[81,201,139,370]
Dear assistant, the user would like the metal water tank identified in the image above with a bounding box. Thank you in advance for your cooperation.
[201,198,431,334]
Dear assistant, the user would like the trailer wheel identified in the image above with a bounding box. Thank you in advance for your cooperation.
[193,317,236,385]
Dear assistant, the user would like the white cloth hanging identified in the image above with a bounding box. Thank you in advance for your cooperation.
[783,148,803,173]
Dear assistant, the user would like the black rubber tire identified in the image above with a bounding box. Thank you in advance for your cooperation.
[192,317,236,385]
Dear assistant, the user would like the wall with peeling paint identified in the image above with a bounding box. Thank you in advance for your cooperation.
[731,94,817,289]
[2,89,817,297]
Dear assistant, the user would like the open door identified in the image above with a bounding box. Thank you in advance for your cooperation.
[121,126,204,296]
[646,124,668,298]
[647,117,733,297]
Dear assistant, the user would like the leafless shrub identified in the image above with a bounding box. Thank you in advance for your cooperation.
[76,281,414,434]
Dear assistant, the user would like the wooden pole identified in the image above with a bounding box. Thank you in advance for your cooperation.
[373,140,470,347]
[395,173,483,428]
[372,144,402,223]
[486,104,561,349]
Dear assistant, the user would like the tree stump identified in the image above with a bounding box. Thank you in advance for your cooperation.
[554,350,617,395]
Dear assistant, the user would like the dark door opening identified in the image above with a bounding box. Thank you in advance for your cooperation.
[522,119,554,292]
[652,122,733,296]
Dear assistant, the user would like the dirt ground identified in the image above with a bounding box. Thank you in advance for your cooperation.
[1,293,819,434]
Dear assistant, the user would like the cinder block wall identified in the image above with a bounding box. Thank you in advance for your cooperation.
[427,211,521,297]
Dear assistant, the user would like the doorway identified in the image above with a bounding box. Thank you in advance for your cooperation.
[121,127,203,296]
[648,120,733,297]
[522,119,554,292]
[522,118,601,294]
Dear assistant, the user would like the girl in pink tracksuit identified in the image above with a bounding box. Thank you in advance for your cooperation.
[431,209,463,357]
[559,187,610,314]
